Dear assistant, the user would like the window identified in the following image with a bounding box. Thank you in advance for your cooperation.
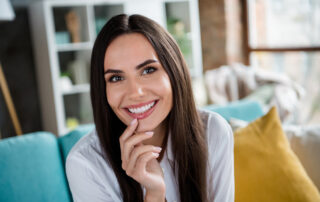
[244,0,320,124]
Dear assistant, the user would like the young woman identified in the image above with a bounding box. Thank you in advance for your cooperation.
[66,14,234,202]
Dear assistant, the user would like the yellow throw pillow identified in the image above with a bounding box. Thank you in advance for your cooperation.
[234,106,320,202]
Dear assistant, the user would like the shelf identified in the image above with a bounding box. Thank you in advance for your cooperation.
[62,83,90,95]
[56,42,93,52]
[165,1,194,71]
[63,92,93,131]
[93,4,124,35]
[53,6,90,45]
[58,50,91,87]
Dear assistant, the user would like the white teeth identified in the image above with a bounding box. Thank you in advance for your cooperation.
[128,101,155,114]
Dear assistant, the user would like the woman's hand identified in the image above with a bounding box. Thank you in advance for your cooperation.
[119,119,166,201]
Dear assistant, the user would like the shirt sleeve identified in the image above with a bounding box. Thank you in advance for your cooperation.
[207,113,235,202]
[66,153,114,202]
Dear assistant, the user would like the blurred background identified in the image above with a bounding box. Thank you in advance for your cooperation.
[0,0,319,138]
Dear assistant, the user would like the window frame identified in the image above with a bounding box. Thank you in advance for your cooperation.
[243,0,320,65]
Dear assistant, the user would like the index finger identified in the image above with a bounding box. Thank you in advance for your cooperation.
[119,119,138,145]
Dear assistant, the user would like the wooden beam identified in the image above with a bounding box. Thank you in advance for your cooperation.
[242,0,250,65]
[249,47,320,52]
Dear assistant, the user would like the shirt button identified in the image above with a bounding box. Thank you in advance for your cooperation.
[161,167,165,174]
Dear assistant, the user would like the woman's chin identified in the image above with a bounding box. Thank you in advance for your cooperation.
[136,124,154,133]
[121,116,157,132]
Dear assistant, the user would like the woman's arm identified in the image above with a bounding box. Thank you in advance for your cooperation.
[207,113,235,202]
[144,191,166,202]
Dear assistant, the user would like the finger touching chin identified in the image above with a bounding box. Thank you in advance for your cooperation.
[135,120,156,133]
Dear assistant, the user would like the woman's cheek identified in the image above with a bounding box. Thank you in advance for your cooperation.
[156,74,172,96]
[106,86,119,109]
[106,85,129,122]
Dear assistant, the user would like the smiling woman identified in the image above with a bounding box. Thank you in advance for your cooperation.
[104,33,173,133]
[65,14,234,202]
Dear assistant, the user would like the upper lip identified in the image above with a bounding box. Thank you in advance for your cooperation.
[123,100,157,109]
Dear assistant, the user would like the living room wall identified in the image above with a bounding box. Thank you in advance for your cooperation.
[199,0,246,71]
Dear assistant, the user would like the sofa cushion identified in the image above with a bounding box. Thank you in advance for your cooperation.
[0,132,71,202]
[204,100,264,122]
[234,107,320,202]
[58,124,95,164]
[229,117,320,191]
[284,125,320,190]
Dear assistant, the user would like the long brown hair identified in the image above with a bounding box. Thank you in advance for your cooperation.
[90,14,208,202]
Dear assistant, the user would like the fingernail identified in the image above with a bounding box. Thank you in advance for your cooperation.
[130,119,137,125]
[154,147,162,152]
[145,131,154,136]
[153,152,160,157]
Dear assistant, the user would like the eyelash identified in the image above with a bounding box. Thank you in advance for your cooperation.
[142,66,157,75]
[108,66,157,83]
[108,75,123,83]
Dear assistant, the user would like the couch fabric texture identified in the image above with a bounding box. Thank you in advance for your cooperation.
[0,132,71,202]
[0,125,94,202]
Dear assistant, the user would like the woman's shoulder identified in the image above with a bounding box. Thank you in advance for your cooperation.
[65,130,121,201]
[197,108,233,146]
[66,130,109,171]
[67,130,102,160]
[197,108,231,131]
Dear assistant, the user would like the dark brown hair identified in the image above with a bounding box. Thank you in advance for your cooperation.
[90,14,208,202]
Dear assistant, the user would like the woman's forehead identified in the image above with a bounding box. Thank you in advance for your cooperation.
[104,33,159,71]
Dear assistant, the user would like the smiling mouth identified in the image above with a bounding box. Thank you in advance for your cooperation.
[124,100,158,119]
[128,101,156,113]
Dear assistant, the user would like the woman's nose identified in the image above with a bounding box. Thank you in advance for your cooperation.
[126,79,145,99]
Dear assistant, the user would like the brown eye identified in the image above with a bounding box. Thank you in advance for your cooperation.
[142,66,157,75]
[109,75,123,82]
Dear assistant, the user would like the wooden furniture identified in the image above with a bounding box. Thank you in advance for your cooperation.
[0,63,22,136]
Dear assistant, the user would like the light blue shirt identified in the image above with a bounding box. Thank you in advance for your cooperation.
[66,110,234,202]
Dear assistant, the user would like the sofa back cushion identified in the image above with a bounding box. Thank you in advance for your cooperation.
[58,124,95,164]
[204,100,264,122]
[0,132,71,202]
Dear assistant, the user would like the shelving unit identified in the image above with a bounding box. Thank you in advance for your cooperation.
[29,0,202,136]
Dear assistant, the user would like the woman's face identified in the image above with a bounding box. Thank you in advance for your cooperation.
[104,33,173,132]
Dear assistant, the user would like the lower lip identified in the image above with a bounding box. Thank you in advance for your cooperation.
[124,100,158,120]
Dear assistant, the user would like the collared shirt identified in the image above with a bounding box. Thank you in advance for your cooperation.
[66,110,234,202]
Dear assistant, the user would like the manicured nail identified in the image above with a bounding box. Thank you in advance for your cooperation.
[153,152,160,157]
[154,147,162,152]
[130,119,137,125]
[145,131,154,136]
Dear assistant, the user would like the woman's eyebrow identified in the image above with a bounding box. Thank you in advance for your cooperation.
[104,59,158,74]
[135,59,158,70]
[104,69,123,74]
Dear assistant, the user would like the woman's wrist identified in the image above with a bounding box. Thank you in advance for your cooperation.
[144,190,166,202]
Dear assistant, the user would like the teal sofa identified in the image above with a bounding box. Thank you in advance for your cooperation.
[204,100,264,122]
[0,125,94,202]
[0,100,263,202]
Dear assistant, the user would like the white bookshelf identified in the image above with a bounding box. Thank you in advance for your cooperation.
[29,0,202,136]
